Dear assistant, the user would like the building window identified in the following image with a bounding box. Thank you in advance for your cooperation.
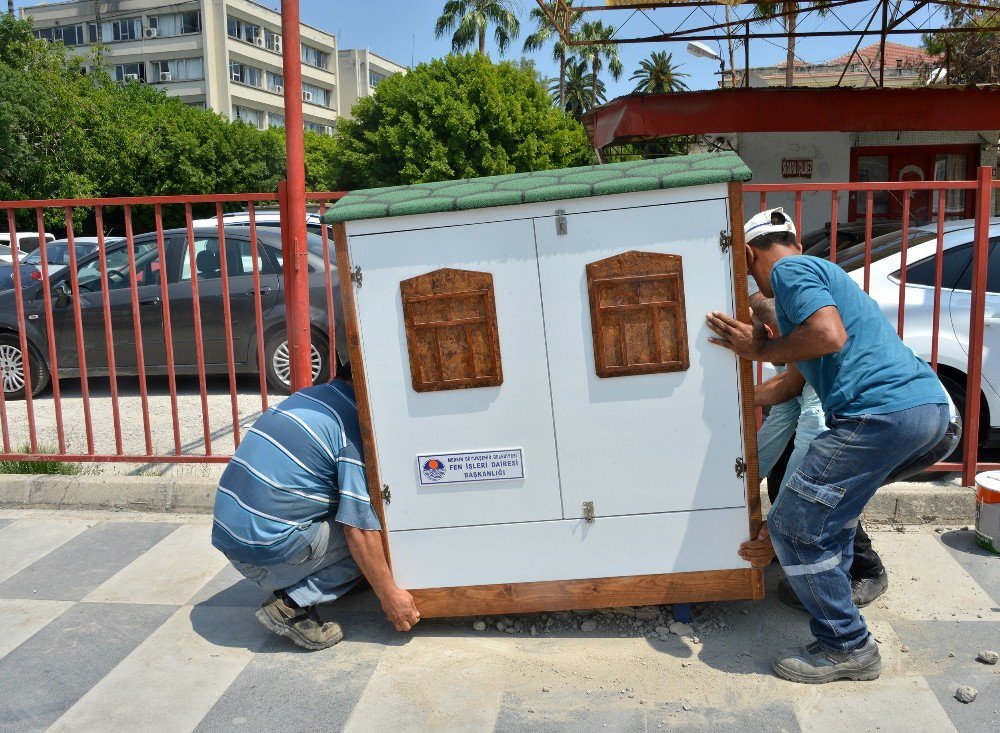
[301,82,330,107]
[233,106,265,130]
[89,18,142,43]
[304,120,332,135]
[151,58,204,82]
[586,251,690,378]
[266,71,284,93]
[35,24,86,46]
[150,12,201,37]
[229,61,262,87]
[264,29,282,52]
[114,62,147,83]
[400,268,503,392]
[227,16,266,45]
[301,44,328,69]
[369,70,387,88]
[268,112,285,129]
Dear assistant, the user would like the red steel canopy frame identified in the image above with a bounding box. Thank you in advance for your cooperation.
[584,86,1000,149]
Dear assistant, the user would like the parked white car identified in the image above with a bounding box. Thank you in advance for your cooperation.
[0,232,56,264]
[840,219,1000,446]
[191,210,327,238]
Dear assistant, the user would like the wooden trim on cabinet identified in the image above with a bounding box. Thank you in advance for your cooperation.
[728,180,766,592]
[412,567,765,618]
[332,222,392,569]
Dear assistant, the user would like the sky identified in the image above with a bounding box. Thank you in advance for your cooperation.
[14,0,945,97]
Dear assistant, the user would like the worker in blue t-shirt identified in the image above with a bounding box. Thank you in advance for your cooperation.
[211,363,420,650]
[707,208,960,685]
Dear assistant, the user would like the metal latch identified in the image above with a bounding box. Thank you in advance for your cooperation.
[350,265,363,287]
[583,501,595,524]
[382,484,391,505]
[555,209,568,235]
[734,457,747,479]
[720,230,732,253]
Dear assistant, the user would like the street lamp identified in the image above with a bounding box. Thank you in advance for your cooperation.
[687,41,726,88]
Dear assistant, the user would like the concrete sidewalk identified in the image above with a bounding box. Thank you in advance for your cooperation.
[0,510,996,732]
[0,472,980,524]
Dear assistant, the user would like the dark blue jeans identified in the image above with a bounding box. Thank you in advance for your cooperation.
[768,403,951,653]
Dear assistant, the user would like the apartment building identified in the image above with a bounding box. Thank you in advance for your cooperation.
[337,48,407,114]
[21,0,405,132]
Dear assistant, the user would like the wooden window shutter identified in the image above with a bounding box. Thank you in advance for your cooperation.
[586,251,690,378]
[400,268,503,392]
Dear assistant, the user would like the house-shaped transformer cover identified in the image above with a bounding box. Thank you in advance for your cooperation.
[323,151,764,617]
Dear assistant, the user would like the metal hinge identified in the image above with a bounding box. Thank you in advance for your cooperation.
[720,230,732,253]
[583,500,595,524]
[382,484,391,505]
[555,209,568,235]
[734,457,747,479]
[350,265,363,287]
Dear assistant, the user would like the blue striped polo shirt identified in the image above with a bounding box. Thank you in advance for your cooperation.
[211,380,381,565]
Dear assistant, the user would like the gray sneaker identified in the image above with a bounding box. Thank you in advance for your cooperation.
[773,635,882,684]
[255,593,344,651]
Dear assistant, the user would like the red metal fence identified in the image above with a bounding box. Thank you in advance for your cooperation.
[0,172,995,486]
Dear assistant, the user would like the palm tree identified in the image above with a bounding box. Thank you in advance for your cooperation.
[8,1,15,16]
[523,1,583,112]
[553,57,604,119]
[630,52,690,94]
[577,20,623,105]
[435,0,520,56]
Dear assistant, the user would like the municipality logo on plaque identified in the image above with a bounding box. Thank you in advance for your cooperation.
[421,458,446,482]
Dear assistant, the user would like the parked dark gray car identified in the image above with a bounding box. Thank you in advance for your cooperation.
[0,226,346,399]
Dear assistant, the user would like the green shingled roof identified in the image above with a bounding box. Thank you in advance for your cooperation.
[322,151,751,224]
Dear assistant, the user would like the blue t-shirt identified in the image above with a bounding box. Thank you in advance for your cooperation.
[211,381,381,565]
[771,256,947,417]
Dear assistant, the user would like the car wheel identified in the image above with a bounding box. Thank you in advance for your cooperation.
[0,333,49,400]
[263,330,329,394]
[938,372,972,461]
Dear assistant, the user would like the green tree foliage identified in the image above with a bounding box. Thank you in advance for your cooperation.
[577,20,623,102]
[553,57,604,119]
[924,1,1000,84]
[630,51,690,94]
[331,54,593,190]
[435,0,521,56]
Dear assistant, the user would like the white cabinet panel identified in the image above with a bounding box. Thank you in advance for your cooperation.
[390,507,752,589]
[350,219,563,531]
[534,197,748,518]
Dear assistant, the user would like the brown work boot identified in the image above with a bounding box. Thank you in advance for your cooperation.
[255,593,343,650]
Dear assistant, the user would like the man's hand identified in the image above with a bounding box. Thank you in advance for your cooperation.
[380,585,421,632]
[738,524,775,568]
[706,311,766,360]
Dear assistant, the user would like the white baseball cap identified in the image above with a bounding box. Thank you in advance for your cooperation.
[744,207,796,244]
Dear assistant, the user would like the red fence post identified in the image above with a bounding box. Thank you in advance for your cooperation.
[962,167,992,486]
[280,0,313,391]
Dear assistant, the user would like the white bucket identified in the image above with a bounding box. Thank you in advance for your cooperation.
[975,471,1000,555]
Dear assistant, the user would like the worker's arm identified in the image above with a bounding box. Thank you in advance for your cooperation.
[343,525,420,632]
[754,364,807,407]
[707,306,847,363]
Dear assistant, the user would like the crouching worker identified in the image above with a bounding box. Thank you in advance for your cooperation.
[211,363,420,650]
[707,207,960,684]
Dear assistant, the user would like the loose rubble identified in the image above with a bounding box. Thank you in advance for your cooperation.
[955,686,978,704]
[976,650,998,665]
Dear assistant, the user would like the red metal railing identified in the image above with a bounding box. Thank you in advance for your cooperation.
[0,175,994,487]
[0,190,344,464]
[746,169,998,486]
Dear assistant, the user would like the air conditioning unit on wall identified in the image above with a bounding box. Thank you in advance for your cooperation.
[274,37,282,52]
[144,27,158,39]
[124,73,140,81]
[159,71,172,82]
[302,91,313,103]
[273,85,283,94]
[254,36,265,48]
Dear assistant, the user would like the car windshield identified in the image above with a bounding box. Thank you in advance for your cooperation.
[835,230,939,272]
[22,244,98,265]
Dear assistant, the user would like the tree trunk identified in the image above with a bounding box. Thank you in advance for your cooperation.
[725,5,736,88]
[479,28,486,55]
[591,58,598,109]
[7,0,14,16]
[785,4,796,87]
[559,51,566,111]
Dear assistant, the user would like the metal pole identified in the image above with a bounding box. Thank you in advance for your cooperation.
[962,166,991,486]
[878,0,888,87]
[280,0,313,391]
